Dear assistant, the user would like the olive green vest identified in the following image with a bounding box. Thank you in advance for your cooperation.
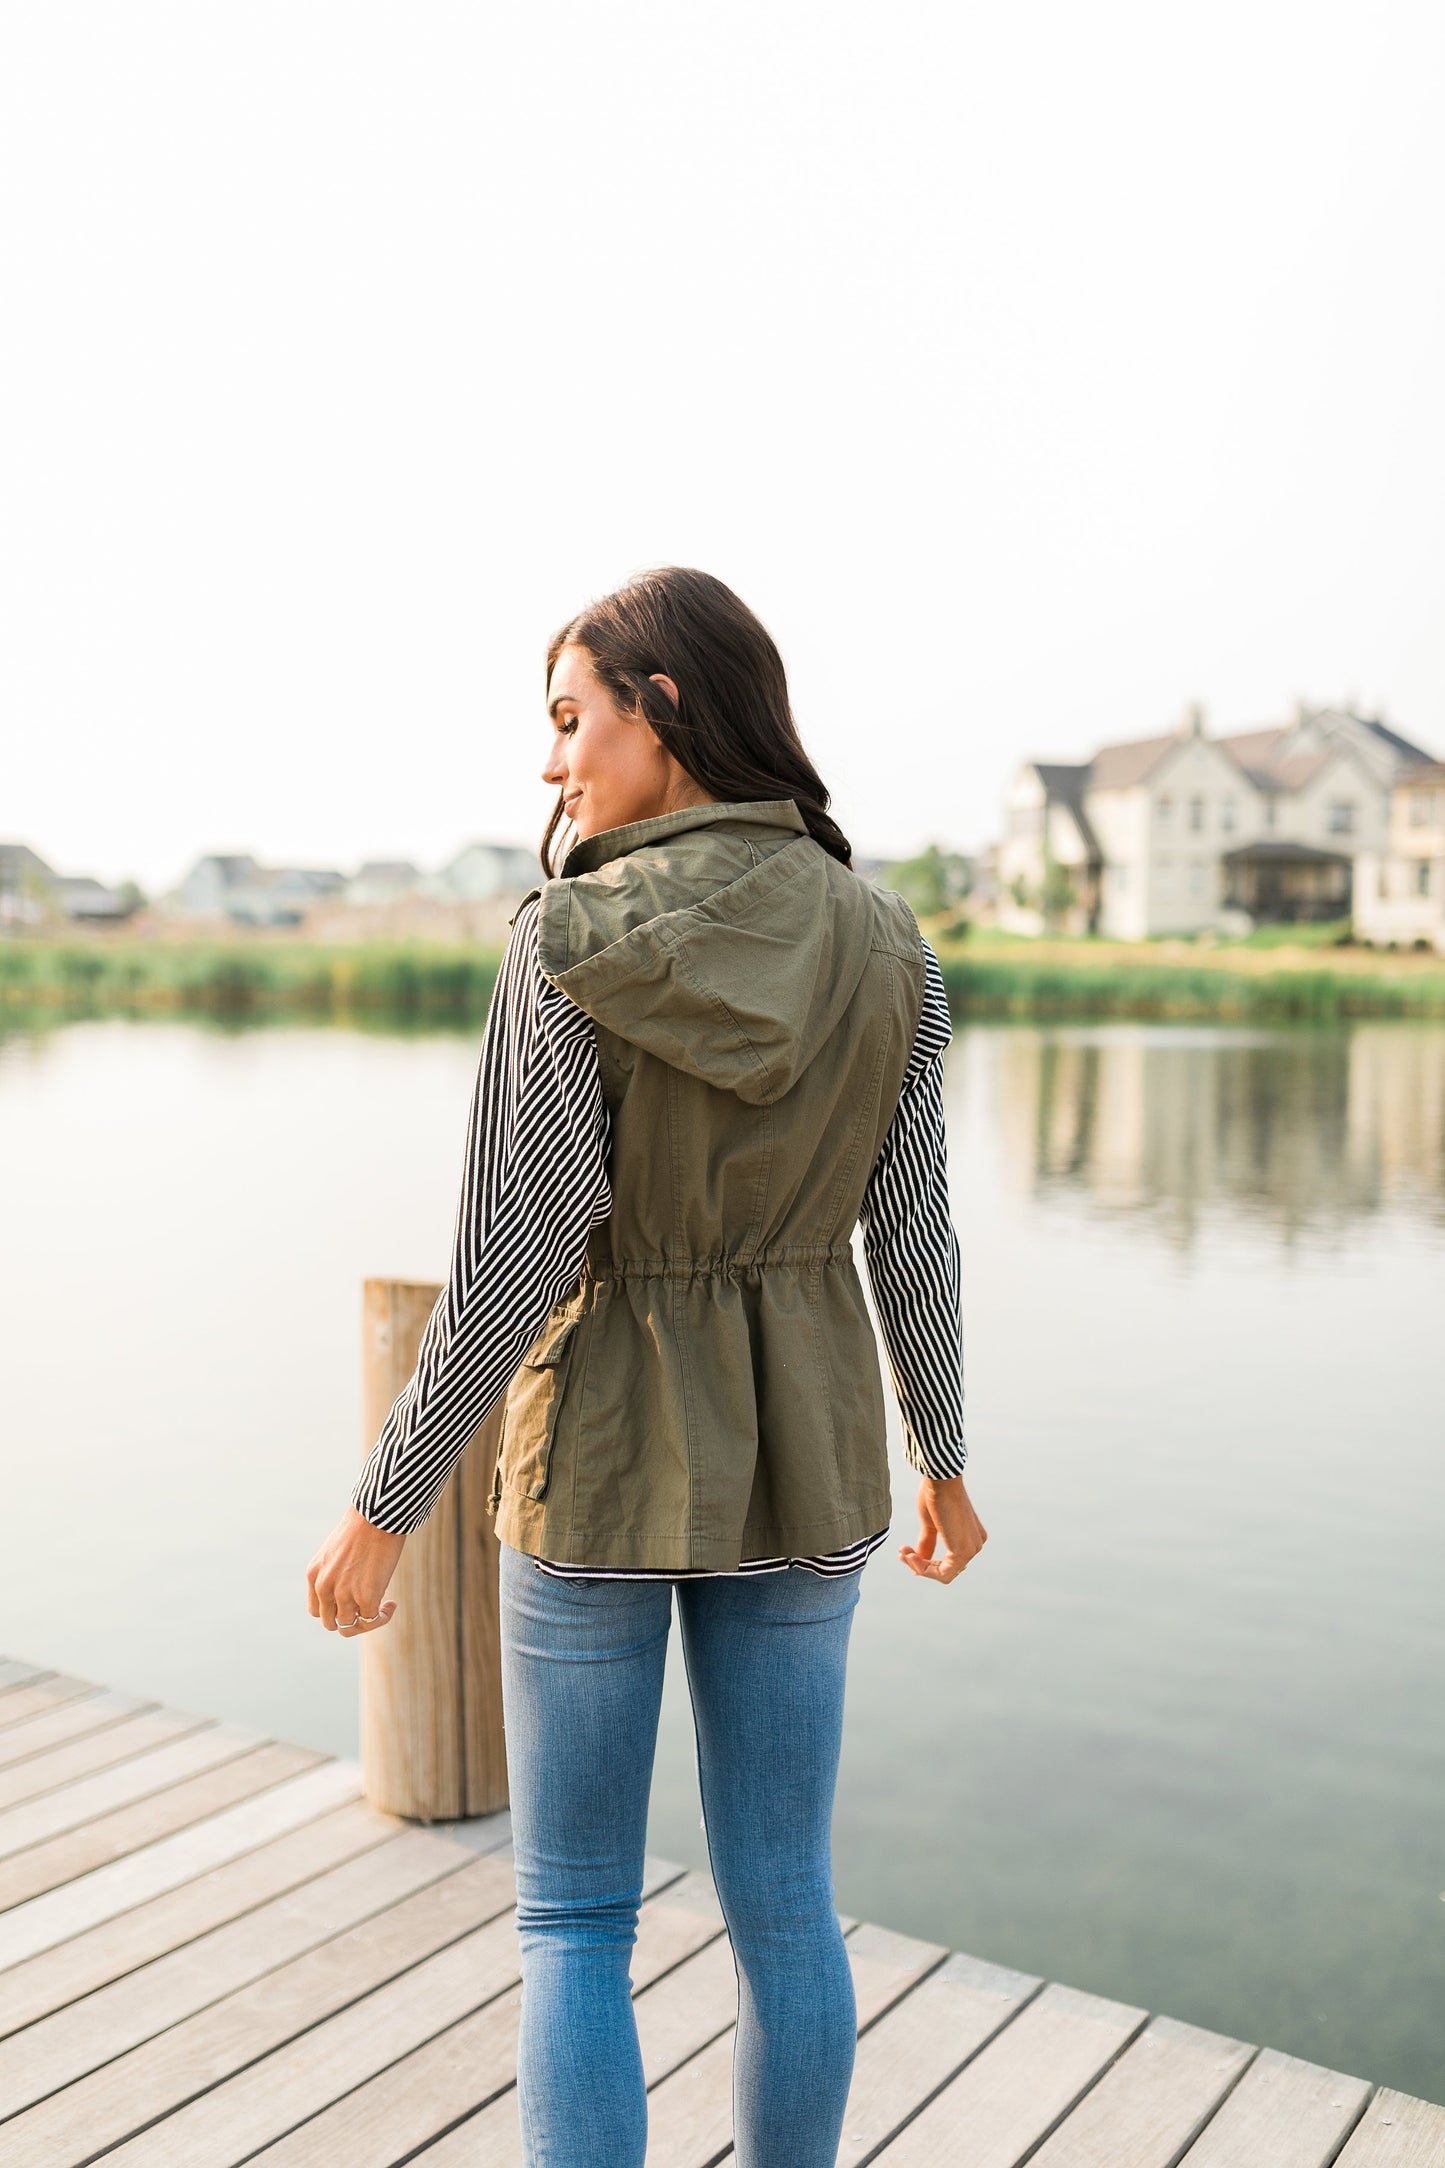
[485,797,926,1570]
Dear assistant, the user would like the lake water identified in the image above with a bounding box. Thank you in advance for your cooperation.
[2,1015,1442,2099]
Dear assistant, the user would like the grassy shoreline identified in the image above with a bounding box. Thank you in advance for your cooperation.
[3,930,1445,1026]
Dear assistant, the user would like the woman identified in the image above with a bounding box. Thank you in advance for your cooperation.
[306,567,987,2168]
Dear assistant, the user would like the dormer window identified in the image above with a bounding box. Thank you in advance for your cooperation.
[1327,801,1356,835]
[1187,797,1205,833]
[1220,798,1236,832]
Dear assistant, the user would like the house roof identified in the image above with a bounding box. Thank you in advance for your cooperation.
[1032,761,1091,799]
[1218,727,1291,788]
[0,842,57,882]
[1086,731,1185,791]
[1029,761,1101,858]
[1258,749,1338,793]
[1360,715,1437,765]
[1398,760,1445,787]
[1220,711,1440,787]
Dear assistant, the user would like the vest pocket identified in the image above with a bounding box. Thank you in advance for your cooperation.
[495,1309,582,1508]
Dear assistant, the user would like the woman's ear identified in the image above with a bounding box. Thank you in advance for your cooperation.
[648,672,681,714]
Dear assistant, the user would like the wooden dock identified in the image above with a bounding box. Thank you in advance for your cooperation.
[1,1649,1441,2166]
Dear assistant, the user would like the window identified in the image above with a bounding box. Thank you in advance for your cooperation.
[1264,798,1278,829]
[1188,861,1207,897]
[1409,791,1441,828]
[1187,796,1205,833]
[1220,798,1236,833]
[1417,861,1433,897]
[1377,864,1389,900]
[1156,795,1173,822]
[1327,801,1356,835]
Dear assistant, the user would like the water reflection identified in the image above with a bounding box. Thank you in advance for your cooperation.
[989,1024,1445,1244]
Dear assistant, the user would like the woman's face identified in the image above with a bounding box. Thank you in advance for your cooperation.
[542,642,709,842]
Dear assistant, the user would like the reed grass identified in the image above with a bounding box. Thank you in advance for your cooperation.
[933,953,1445,1022]
[4,934,1444,1026]
[0,940,505,1024]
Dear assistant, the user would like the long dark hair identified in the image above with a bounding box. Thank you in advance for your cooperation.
[540,567,853,876]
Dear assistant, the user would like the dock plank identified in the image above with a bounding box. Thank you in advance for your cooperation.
[838,1951,1045,2167]
[239,1857,701,2165]
[869,1979,1149,2166]
[0,1795,402,2034]
[1177,2045,1373,2165]
[0,1673,103,1728]
[0,1686,159,1771]
[0,1719,265,1856]
[635,1931,740,2083]
[247,1997,524,2164]
[0,1704,215,1812]
[0,1757,364,1967]
[0,1824,484,2117]
[3,1655,1443,2168]
[1027,2013,1256,2166]
[0,1658,54,1695]
[616,1926,979,2168]
[0,1738,327,1907]
[1336,2089,1445,2165]
[1,1854,520,2167]
[94,1924,521,2168]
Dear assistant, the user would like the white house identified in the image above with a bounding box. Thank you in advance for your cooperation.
[1000,704,1437,939]
[0,843,60,927]
[421,841,540,903]
[1353,761,1445,953]
[171,855,346,926]
[344,860,422,906]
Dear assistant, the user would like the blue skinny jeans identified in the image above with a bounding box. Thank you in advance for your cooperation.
[497,1538,865,2168]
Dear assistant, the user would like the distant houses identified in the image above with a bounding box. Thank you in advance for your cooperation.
[998,704,1437,939]
[165,840,540,928]
[419,841,538,903]
[0,844,139,928]
[171,855,347,927]
[344,861,422,907]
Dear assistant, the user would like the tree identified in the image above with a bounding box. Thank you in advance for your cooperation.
[1040,859,1075,925]
[880,843,973,921]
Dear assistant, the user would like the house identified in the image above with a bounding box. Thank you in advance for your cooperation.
[1352,761,1445,953]
[172,855,263,916]
[998,765,1100,934]
[53,875,134,921]
[344,861,421,907]
[0,843,59,927]
[421,841,540,904]
[1,845,138,926]
[1000,704,1438,939]
[171,855,346,926]
[1213,705,1405,927]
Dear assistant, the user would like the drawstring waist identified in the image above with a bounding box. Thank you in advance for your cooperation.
[581,1240,856,1284]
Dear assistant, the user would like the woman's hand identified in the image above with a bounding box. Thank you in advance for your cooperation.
[900,1474,987,1584]
[306,1506,406,1635]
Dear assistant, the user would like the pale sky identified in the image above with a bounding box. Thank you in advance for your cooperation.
[3,1,1443,895]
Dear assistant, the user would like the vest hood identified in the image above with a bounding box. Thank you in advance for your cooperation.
[529,798,887,1106]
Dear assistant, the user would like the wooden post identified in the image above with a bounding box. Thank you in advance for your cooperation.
[357,1276,509,1820]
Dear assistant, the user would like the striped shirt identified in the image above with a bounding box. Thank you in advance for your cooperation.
[351,895,966,1575]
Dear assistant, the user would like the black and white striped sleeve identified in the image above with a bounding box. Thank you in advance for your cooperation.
[350,895,613,1535]
[858,937,966,1479]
